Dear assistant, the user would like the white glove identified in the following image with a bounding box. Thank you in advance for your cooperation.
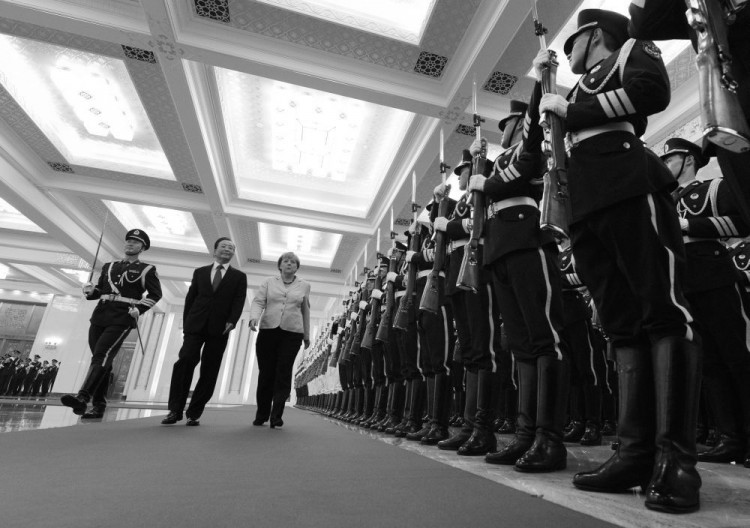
[433,183,449,200]
[423,247,436,263]
[386,271,398,283]
[371,289,383,300]
[679,218,689,232]
[82,282,94,296]
[408,221,417,235]
[539,93,569,118]
[345,319,352,328]
[128,307,140,321]
[532,49,550,82]
[350,311,358,321]
[433,217,449,232]
[469,137,486,157]
[468,175,486,193]
[461,218,472,233]
[386,247,395,258]
[338,327,345,335]
[359,300,368,310]
[405,250,416,262]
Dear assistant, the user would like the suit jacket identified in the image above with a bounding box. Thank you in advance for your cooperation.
[183,264,247,337]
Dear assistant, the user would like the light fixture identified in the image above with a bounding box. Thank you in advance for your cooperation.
[103,200,207,252]
[527,0,691,88]
[0,34,174,180]
[0,264,8,280]
[258,223,342,268]
[60,268,89,284]
[216,68,415,217]
[255,0,437,45]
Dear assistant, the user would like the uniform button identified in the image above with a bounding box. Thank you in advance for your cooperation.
[715,251,720,256]
[519,213,525,219]
[623,142,630,149]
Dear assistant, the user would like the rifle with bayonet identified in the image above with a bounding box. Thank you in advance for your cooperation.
[393,204,422,330]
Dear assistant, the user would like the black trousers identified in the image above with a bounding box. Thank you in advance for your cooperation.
[394,296,421,380]
[168,332,229,419]
[491,246,567,362]
[255,327,303,420]
[370,342,386,386]
[571,192,695,347]
[88,324,132,368]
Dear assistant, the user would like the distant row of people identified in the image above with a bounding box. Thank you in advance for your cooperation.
[0,353,59,397]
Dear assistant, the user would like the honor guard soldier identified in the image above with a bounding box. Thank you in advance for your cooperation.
[536,10,701,513]
[61,229,162,419]
[662,137,750,469]
[467,96,569,473]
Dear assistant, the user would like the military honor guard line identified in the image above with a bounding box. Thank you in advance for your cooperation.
[44,0,749,519]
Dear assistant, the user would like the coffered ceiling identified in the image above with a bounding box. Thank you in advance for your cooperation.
[0,0,705,317]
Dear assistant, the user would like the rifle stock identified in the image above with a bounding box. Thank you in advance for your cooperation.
[419,197,450,314]
[361,268,385,351]
[376,248,404,344]
[393,231,421,330]
[457,144,487,292]
[688,0,750,153]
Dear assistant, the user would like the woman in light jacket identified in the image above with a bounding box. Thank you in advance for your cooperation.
[249,252,311,428]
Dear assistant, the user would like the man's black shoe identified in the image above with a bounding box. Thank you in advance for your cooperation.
[161,411,183,425]
[60,394,88,416]
[186,418,200,426]
[81,407,105,420]
[252,419,266,426]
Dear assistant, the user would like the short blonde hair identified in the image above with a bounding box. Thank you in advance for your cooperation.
[277,252,301,270]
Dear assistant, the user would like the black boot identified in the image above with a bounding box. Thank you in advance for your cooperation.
[61,364,107,416]
[458,369,498,456]
[644,337,702,514]
[335,389,350,419]
[698,363,746,463]
[574,345,655,492]
[580,421,603,446]
[564,384,585,442]
[439,370,476,450]
[407,376,434,441]
[421,373,451,445]
[357,385,374,426]
[392,380,414,435]
[82,366,111,420]
[486,359,536,465]
[564,420,585,442]
[515,356,568,472]
[398,378,426,438]
[384,381,406,434]
[363,386,385,428]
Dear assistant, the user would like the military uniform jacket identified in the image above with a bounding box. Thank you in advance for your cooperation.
[87,259,162,327]
[564,39,674,222]
[731,241,750,287]
[676,178,749,293]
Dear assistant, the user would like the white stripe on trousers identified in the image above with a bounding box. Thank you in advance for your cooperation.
[487,283,498,373]
[646,194,694,341]
[441,305,451,375]
[537,248,564,360]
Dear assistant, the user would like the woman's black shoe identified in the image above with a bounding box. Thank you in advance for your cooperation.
[270,418,284,429]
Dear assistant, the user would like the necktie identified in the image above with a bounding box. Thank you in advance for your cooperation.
[212,265,223,292]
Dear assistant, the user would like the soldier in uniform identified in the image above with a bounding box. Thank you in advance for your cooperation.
[466,96,569,473]
[662,137,750,468]
[536,10,701,513]
[61,229,161,418]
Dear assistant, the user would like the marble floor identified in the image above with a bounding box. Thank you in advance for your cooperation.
[325,416,750,528]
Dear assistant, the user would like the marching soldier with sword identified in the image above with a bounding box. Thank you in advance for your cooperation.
[61,229,162,419]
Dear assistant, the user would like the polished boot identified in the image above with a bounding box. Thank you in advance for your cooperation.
[332,390,347,419]
[363,386,385,428]
[645,337,702,514]
[459,369,498,456]
[61,363,107,416]
[384,381,406,434]
[391,380,413,435]
[698,434,745,463]
[407,376,434,441]
[564,420,585,442]
[421,373,451,445]
[450,388,466,427]
[698,364,746,463]
[82,366,111,420]
[398,378,426,438]
[357,385,374,426]
[574,345,656,492]
[439,371,477,450]
[580,421,603,446]
[515,356,568,472]
[486,359,536,465]
[375,384,395,431]
[349,387,364,423]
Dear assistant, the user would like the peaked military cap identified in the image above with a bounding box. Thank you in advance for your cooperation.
[564,9,630,55]
[498,100,528,132]
[660,138,708,169]
[125,229,151,250]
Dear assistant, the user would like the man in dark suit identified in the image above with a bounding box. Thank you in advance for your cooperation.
[162,237,247,426]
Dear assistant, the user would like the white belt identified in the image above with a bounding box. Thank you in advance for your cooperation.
[100,294,140,304]
[487,196,537,217]
[683,236,726,245]
[448,238,484,252]
[395,291,405,299]
[417,269,445,279]
[567,121,635,149]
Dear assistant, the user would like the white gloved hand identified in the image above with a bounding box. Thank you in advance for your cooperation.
[350,311,358,321]
[539,93,569,118]
[469,137,486,157]
[82,282,94,296]
[468,175,486,193]
[371,289,383,300]
[359,300,368,310]
[405,250,416,263]
[532,49,550,82]
[128,307,140,320]
[423,247,436,263]
[386,271,398,283]
[433,183,448,201]
[679,218,689,232]
[433,217,449,232]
